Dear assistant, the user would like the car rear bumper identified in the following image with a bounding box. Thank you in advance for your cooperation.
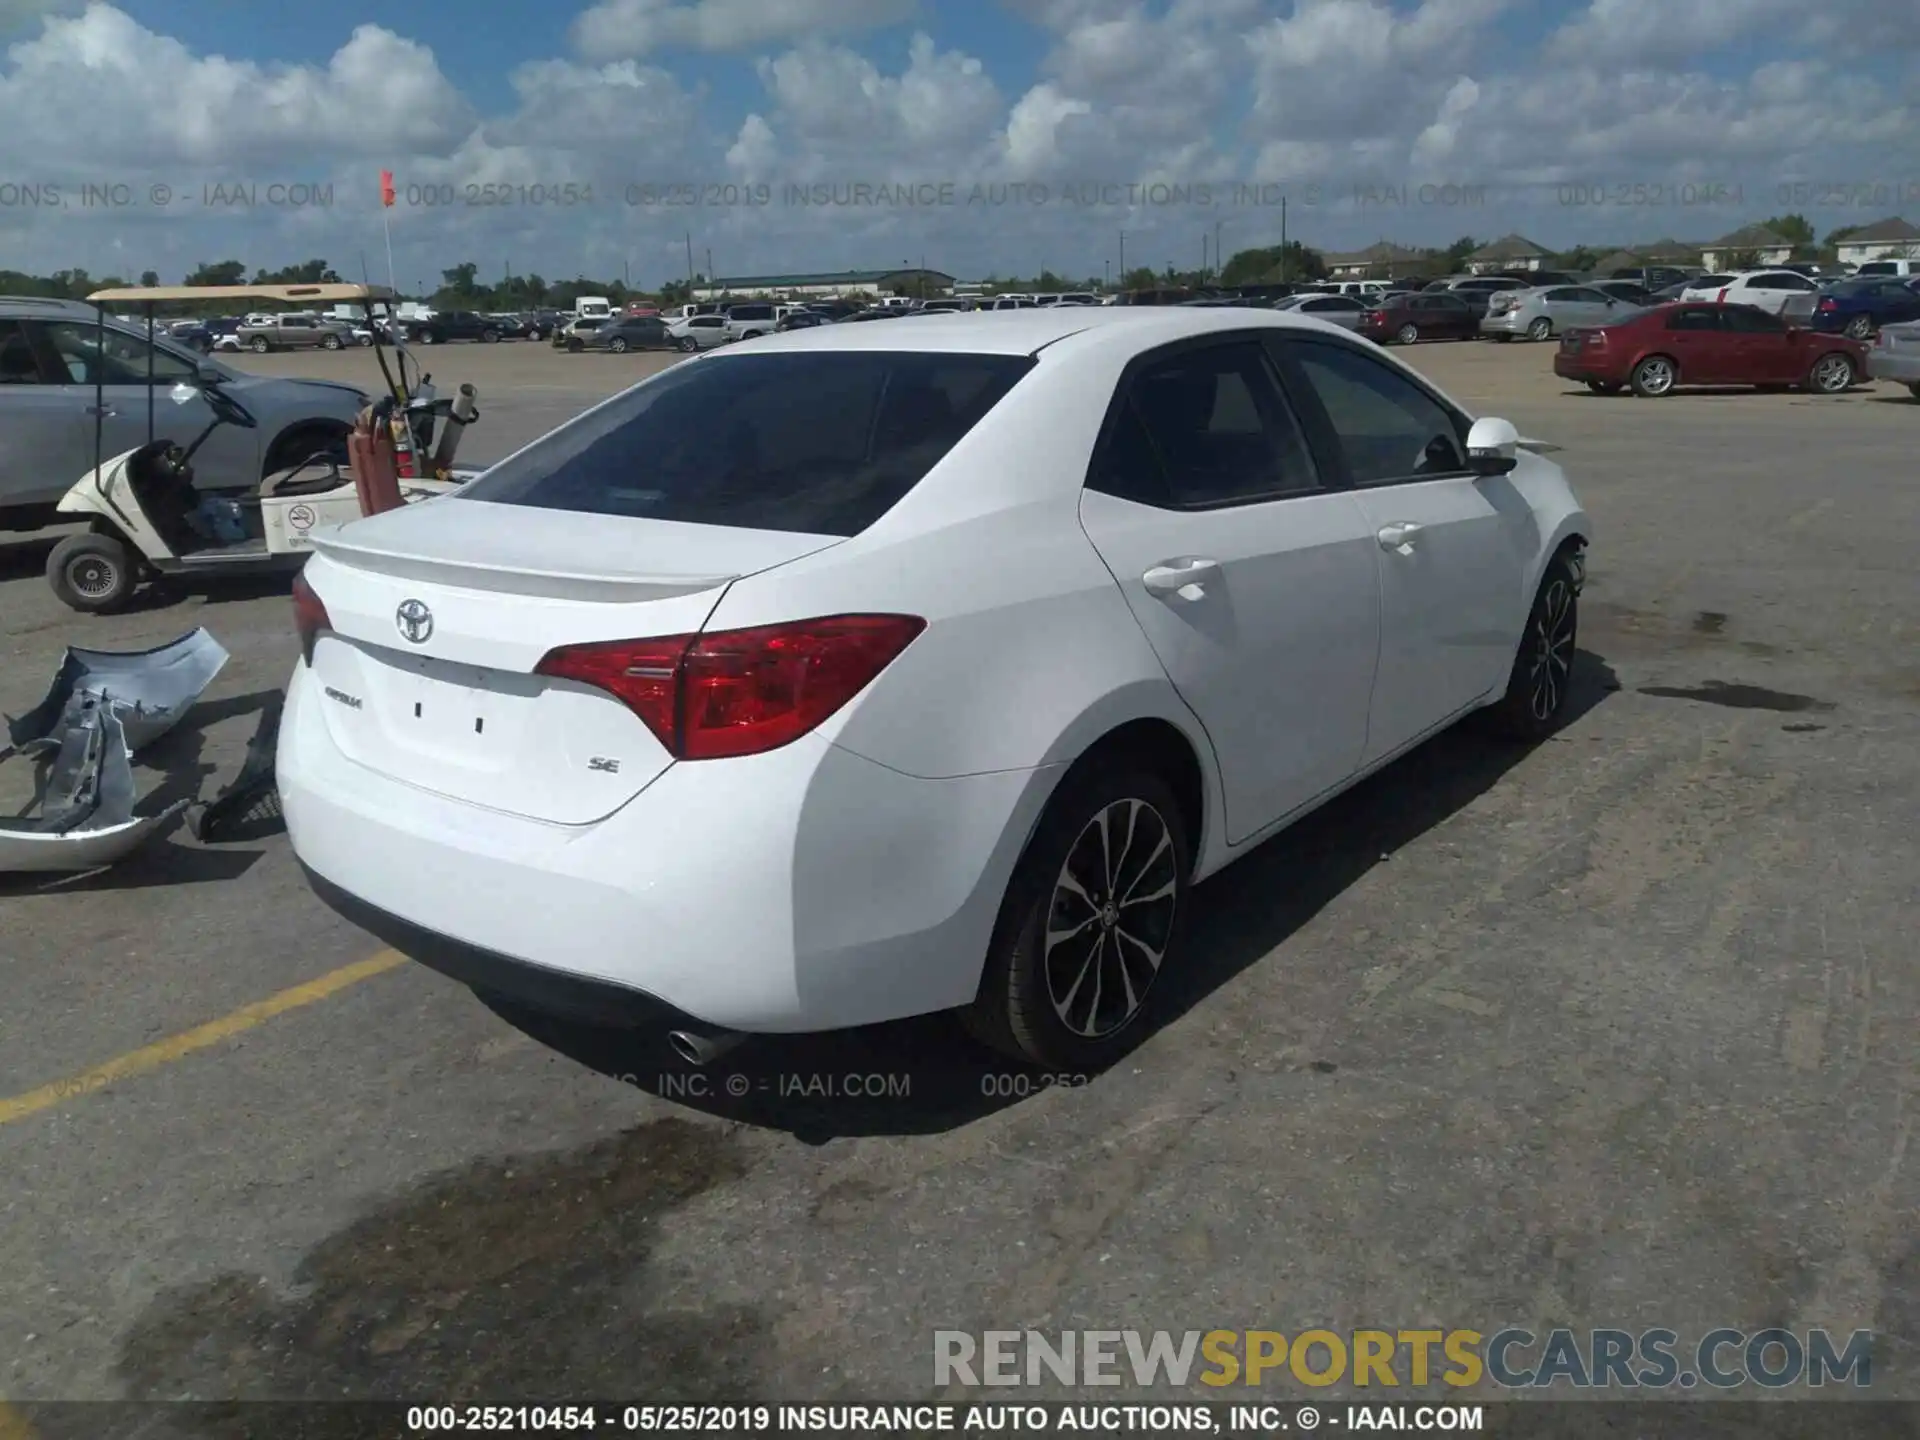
[1865,347,1920,383]
[1479,313,1524,334]
[1552,352,1608,381]
[279,666,1054,1033]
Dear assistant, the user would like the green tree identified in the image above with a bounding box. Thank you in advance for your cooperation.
[1443,236,1481,270]
[185,260,246,286]
[139,269,160,287]
[1759,213,1815,247]
[1556,245,1599,271]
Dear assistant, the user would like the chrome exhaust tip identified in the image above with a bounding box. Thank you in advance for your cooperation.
[667,1028,744,1067]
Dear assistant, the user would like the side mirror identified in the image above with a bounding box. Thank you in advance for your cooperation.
[1465,416,1520,476]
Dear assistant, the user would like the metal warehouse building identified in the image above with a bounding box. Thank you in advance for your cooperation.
[689,268,954,300]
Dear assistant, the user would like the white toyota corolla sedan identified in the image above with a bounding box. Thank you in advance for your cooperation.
[280,306,1590,1069]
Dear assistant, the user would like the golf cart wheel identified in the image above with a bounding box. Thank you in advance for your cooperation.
[47,532,136,614]
[1527,316,1553,340]
[1806,352,1855,393]
[1394,323,1419,344]
[1630,354,1677,397]
[321,333,343,350]
[608,336,628,353]
[1843,315,1872,340]
[250,336,270,353]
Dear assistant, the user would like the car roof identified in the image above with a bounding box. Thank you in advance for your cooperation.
[697,304,1373,360]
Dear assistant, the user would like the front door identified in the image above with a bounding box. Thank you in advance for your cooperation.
[1076,337,1381,843]
[1659,306,1732,384]
[34,319,261,493]
[1272,334,1527,764]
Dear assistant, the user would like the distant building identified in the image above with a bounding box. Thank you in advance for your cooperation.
[689,268,953,301]
[1591,249,1647,275]
[1833,217,1920,266]
[1699,225,1793,270]
[1323,241,1427,278]
[1466,234,1550,273]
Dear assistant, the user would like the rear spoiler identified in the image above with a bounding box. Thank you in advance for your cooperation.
[308,530,742,603]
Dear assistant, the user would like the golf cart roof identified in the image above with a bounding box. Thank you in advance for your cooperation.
[85,283,397,304]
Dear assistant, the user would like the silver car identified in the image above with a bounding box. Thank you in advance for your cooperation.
[1865,319,1920,399]
[0,297,369,529]
[1272,292,1368,330]
[667,314,732,351]
[1480,284,1639,340]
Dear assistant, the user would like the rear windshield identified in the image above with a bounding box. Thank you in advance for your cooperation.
[459,351,1036,536]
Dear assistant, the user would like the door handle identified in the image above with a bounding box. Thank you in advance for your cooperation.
[1377,522,1424,552]
[1142,557,1221,601]
[86,404,116,417]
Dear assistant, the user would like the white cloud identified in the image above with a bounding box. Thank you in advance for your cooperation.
[1545,0,1920,69]
[0,4,472,164]
[571,0,915,61]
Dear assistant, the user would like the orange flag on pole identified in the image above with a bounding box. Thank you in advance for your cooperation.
[380,170,396,208]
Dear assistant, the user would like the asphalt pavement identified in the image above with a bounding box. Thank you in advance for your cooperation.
[1,336,1915,1412]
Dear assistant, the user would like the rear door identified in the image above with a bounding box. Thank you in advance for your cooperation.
[1271,334,1527,763]
[1553,286,1618,327]
[1075,336,1380,843]
[1660,306,1731,383]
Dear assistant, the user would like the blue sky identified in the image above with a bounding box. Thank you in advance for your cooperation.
[2,0,1915,287]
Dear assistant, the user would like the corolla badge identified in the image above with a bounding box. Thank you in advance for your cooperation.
[395,599,434,644]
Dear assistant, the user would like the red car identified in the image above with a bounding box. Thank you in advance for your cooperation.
[1552,301,1867,397]
[1356,290,1477,344]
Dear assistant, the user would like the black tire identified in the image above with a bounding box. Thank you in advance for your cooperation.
[1394,323,1419,345]
[249,336,270,353]
[1843,315,1872,340]
[1805,351,1854,393]
[965,763,1191,1069]
[608,337,628,353]
[357,333,373,347]
[1586,379,1621,394]
[321,333,343,350]
[481,329,499,343]
[418,330,436,345]
[1526,316,1553,341]
[677,337,696,352]
[1630,354,1677,397]
[1492,333,1513,342]
[47,531,136,614]
[1483,550,1580,742]
[567,338,584,353]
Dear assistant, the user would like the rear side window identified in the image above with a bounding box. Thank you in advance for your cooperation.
[459,352,1034,536]
[1093,342,1321,508]
[1666,308,1720,331]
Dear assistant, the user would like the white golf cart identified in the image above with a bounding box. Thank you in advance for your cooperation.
[46,284,480,614]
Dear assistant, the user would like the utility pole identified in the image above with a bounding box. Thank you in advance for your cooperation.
[685,232,695,296]
[1118,231,1126,286]
[1213,219,1224,281]
[1104,259,1110,289]
[1201,234,1209,281]
[1280,197,1288,281]
[706,248,714,290]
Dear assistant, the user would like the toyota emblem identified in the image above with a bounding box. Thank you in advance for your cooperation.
[395,599,434,644]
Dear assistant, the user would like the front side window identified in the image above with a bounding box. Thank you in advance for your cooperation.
[40,321,198,384]
[460,351,1034,536]
[0,319,51,383]
[1284,341,1467,485]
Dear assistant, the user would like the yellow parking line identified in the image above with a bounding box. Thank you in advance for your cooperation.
[0,950,405,1128]
[0,1402,39,1440]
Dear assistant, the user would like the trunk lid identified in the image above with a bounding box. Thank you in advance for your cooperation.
[303,499,841,823]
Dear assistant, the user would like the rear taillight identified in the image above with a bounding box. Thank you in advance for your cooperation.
[1818,298,1837,311]
[291,569,331,665]
[535,614,926,760]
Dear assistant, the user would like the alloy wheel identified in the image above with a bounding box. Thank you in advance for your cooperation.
[1811,354,1852,392]
[1395,323,1419,344]
[1527,317,1552,340]
[1635,357,1674,395]
[1043,798,1179,1039]
[1528,577,1575,721]
[1843,316,1872,340]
